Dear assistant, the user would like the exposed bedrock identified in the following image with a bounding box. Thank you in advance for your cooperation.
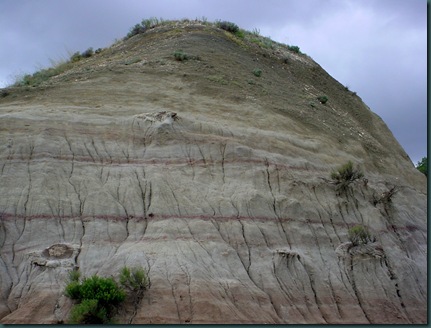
[0,23,426,324]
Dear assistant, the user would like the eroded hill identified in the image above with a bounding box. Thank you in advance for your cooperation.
[0,21,426,324]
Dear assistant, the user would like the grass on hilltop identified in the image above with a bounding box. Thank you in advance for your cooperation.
[6,18,303,90]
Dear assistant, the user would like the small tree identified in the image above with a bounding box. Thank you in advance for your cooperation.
[416,157,427,176]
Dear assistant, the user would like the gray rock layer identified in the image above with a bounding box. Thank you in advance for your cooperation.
[0,23,427,324]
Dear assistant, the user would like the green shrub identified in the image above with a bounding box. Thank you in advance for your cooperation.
[331,161,364,192]
[235,29,245,38]
[348,225,374,246]
[127,24,146,38]
[81,47,94,58]
[70,51,82,62]
[68,299,109,324]
[119,266,148,292]
[317,95,328,104]
[252,28,260,36]
[262,38,274,49]
[331,161,363,182]
[288,45,301,53]
[250,36,273,49]
[69,275,125,307]
[65,273,126,323]
[142,17,160,29]
[252,68,262,77]
[65,280,82,299]
[174,50,189,61]
[216,20,239,34]
[173,50,200,61]
[17,60,72,87]
[64,267,149,324]
[125,17,160,39]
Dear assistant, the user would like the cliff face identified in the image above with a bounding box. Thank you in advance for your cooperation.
[0,22,426,324]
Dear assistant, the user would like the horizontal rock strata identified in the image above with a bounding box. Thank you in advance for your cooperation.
[0,23,426,324]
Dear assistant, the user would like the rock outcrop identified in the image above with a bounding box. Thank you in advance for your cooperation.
[0,22,426,324]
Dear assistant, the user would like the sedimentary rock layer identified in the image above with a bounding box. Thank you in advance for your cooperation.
[0,23,426,323]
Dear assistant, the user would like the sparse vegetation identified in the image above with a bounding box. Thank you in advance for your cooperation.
[125,17,164,39]
[344,85,357,96]
[331,161,364,193]
[252,28,260,36]
[10,18,306,90]
[1,89,10,98]
[416,157,427,176]
[252,68,262,77]
[18,61,70,87]
[141,17,161,30]
[372,186,398,207]
[208,75,228,85]
[249,35,274,49]
[13,46,99,87]
[317,95,328,104]
[348,225,374,246]
[124,57,141,65]
[70,47,94,62]
[123,18,294,55]
[173,50,200,61]
[68,269,81,282]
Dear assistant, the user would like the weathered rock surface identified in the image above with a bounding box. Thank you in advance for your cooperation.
[0,23,426,324]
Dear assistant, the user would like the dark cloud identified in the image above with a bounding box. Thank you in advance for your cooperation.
[0,0,426,163]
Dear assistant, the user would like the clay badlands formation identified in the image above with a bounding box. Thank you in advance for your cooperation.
[0,20,426,324]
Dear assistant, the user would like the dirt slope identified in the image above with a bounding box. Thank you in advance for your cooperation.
[0,22,426,324]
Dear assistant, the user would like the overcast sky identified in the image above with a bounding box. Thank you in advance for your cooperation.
[0,0,427,165]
